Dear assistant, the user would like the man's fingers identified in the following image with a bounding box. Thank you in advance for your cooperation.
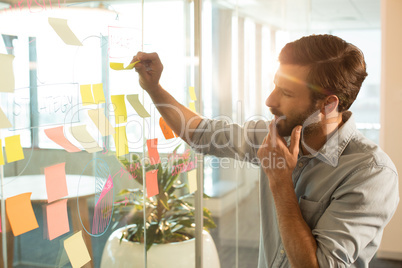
[289,125,302,155]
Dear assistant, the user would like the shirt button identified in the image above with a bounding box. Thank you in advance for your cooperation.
[298,162,303,168]
[280,250,285,254]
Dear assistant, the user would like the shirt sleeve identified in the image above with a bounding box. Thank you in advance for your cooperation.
[189,118,269,163]
[313,165,399,267]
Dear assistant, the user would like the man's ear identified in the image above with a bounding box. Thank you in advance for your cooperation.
[322,95,339,115]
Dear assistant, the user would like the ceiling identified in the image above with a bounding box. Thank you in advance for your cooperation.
[0,0,381,31]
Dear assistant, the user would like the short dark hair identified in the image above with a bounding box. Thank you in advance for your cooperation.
[278,34,368,112]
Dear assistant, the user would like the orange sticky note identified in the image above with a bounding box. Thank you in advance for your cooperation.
[45,162,68,203]
[44,126,81,153]
[46,199,70,240]
[189,86,197,101]
[0,139,4,166]
[188,169,197,193]
[146,138,160,166]
[64,231,91,268]
[80,84,95,106]
[4,134,24,163]
[113,126,128,157]
[92,83,105,104]
[146,170,159,198]
[159,117,175,140]
[189,101,196,112]
[6,193,39,236]
[111,95,127,124]
[88,108,115,137]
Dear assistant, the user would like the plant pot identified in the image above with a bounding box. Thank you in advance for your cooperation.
[100,225,221,268]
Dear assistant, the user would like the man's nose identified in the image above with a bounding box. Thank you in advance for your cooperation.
[266,89,279,108]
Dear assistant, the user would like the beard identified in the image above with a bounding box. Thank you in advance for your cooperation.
[271,104,321,137]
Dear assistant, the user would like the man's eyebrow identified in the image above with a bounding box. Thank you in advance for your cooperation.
[276,86,293,94]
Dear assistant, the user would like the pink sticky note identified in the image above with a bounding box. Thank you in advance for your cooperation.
[6,193,39,236]
[95,175,113,207]
[146,139,160,166]
[44,126,81,153]
[146,170,159,198]
[45,163,68,203]
[46,199,70,240]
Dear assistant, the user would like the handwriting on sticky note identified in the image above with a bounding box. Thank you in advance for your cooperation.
[146,170,159,198]
[113,126,129,157]
[96,175,113,207]
[64,231,91,268]
[189,101,196,112]
[44,126,81,153]
[46,199,69,240]
[126,94,150,118]
[111,95,127,124]
[92,83,105,104]
[4,135,24,163]
[6,193,39,236]
[0,140,4,166]
[146,139,161,166]
[110,60,140,70]
[88,108,115,137]
[48,17,83,46]
[45,162,68,203]
[69,125,102,153]
[159,117,175,140]
[188,169,197,193]
[189,86,197,101]
[80,84,95,106]
[0,53,15,92]
[0,107,12,129]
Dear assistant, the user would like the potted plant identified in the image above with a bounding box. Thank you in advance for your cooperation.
[100,145,220,268]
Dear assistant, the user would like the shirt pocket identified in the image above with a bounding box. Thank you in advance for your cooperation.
[299,196,324,229]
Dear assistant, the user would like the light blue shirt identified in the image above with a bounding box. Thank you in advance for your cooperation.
[191,112,399,267]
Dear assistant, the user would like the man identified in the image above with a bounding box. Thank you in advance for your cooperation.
[132,34,399,267]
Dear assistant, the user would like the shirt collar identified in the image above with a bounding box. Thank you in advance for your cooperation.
[299,111,356,167]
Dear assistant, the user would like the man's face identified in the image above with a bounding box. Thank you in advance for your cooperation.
[266,64,320,137]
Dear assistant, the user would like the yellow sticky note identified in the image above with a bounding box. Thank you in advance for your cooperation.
[92,83,105,104]
[88,108,115,137]
[113,126,128,157]
[0,54,15,93]
[126,94,150,118]
[189,86,197,101]
[64,231,91,268]
[80,84,95,106]
[4,135,24,163]
[188,169,197,193]
[6,193,39,236]
[69,125,102,153]
[48,17,83,46]
[109,60,140,70]
[0,140,4,166]
[189,102,196,112]
[111,95,127,124]
[0,107,12,129]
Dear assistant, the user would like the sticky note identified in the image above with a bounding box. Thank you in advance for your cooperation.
[6,193,39,236]
[111,95,127,124]
[95,175,113,207]
[80,84,95,106]
[126,94,150,118]
[0,140,4,166]
[146,170,159,198]
[69,125,102,153]
[0,107,12,129]
[64,231,91,268]
[0,54,15,92]
[88,108,115,137]
[48,17,83,46]
[46,199,69,240]
[44,126,81,153]
[4,135,24,163]
[188,169,197,193]
[159,117,175,140]
[189,101,196,112]
[189,86,197,101]
[92,83,105,104]
[146,138,160,166]
[113,126,128,157]
[109,60,140,70]
[45,162,68,203]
